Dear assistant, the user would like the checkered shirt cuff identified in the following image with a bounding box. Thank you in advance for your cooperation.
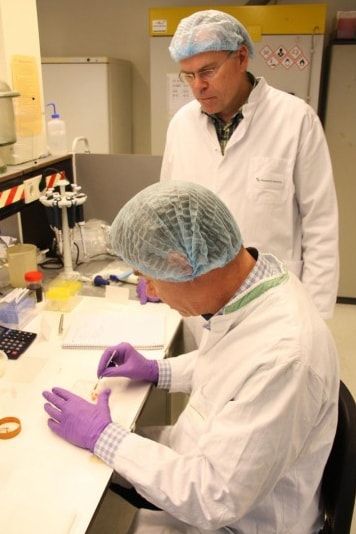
[94,423,129,467]
[157,359,171,389]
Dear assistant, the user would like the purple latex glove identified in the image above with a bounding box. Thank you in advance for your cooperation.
[43,387,112,451]
[97,342,159,384]
[136,278,160,305]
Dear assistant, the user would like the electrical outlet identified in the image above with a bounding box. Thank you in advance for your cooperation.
[24,175,42,204]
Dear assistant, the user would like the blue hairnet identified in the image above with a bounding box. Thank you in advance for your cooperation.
[169,10,254,62]
[110,181,243,282]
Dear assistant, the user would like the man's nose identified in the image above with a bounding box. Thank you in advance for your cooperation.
[191,76,208,89]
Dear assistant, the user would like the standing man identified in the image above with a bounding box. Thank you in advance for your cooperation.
[43,181,339,534]
[161,9,339,320]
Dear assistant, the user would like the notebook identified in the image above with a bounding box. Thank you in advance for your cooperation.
[61,307,166,350]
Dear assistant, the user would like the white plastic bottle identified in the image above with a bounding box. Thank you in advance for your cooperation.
[46,102,67,155]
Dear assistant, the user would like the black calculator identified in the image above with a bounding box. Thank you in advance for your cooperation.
[0,325,37,360]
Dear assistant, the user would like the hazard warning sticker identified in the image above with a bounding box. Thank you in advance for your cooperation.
[259,44,309,70]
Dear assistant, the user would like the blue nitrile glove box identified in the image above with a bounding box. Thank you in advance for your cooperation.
[0,290,36,328]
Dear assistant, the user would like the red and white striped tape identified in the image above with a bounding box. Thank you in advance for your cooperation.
[46,171,66,189]
[0,184,25,208]
[0,171,67,209]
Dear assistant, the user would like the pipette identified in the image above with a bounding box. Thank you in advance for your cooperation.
[91,350,118,400]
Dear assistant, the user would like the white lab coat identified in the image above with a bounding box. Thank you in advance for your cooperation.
[111,259,339,533]
[160,78,339,320]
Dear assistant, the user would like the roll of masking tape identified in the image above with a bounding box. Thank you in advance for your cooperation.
[0,416,21,439]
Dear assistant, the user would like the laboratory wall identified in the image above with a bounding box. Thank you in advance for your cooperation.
[323,43,356,299]
[36,0,355,155]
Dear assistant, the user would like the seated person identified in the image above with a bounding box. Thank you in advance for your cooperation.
[43,180,339,533]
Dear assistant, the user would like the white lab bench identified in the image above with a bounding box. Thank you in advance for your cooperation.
[0,273,181,533]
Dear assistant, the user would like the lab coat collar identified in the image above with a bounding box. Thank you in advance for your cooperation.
[201,253,288,335]
[223,253,288,314]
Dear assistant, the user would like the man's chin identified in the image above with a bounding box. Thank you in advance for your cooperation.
[199,99,218,114]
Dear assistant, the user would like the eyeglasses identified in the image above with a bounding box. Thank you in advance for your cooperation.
[178,52,235,85]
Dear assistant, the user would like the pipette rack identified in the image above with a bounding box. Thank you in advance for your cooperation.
[39,179,87,278]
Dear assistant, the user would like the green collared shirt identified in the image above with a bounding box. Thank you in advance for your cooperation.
[204,72,257,154]
[209,111,244,155]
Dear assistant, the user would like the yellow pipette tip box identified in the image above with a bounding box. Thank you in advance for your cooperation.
[45,278,82,312]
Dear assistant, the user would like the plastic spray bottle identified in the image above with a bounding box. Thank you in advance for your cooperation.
[46,103,67,155]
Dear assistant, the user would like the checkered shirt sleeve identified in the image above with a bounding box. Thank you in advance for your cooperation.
[94,423,129,467]
[157,359,172,389]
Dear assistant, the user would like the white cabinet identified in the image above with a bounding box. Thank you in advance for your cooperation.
[41,57,132,154]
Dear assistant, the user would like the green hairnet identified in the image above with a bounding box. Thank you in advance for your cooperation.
[169,9,254,62]
[110,181,243,282]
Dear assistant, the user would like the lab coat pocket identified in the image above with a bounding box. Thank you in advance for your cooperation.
[247,157,292,205]
[184,388,214,437]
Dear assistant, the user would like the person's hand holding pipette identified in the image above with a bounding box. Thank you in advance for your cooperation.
[97,342,159,384]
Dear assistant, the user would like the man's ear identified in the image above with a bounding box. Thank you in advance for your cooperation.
[237,44,250,72]
[167,251,193,277]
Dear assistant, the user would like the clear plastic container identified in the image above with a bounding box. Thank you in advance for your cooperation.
[7,244,37,288]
